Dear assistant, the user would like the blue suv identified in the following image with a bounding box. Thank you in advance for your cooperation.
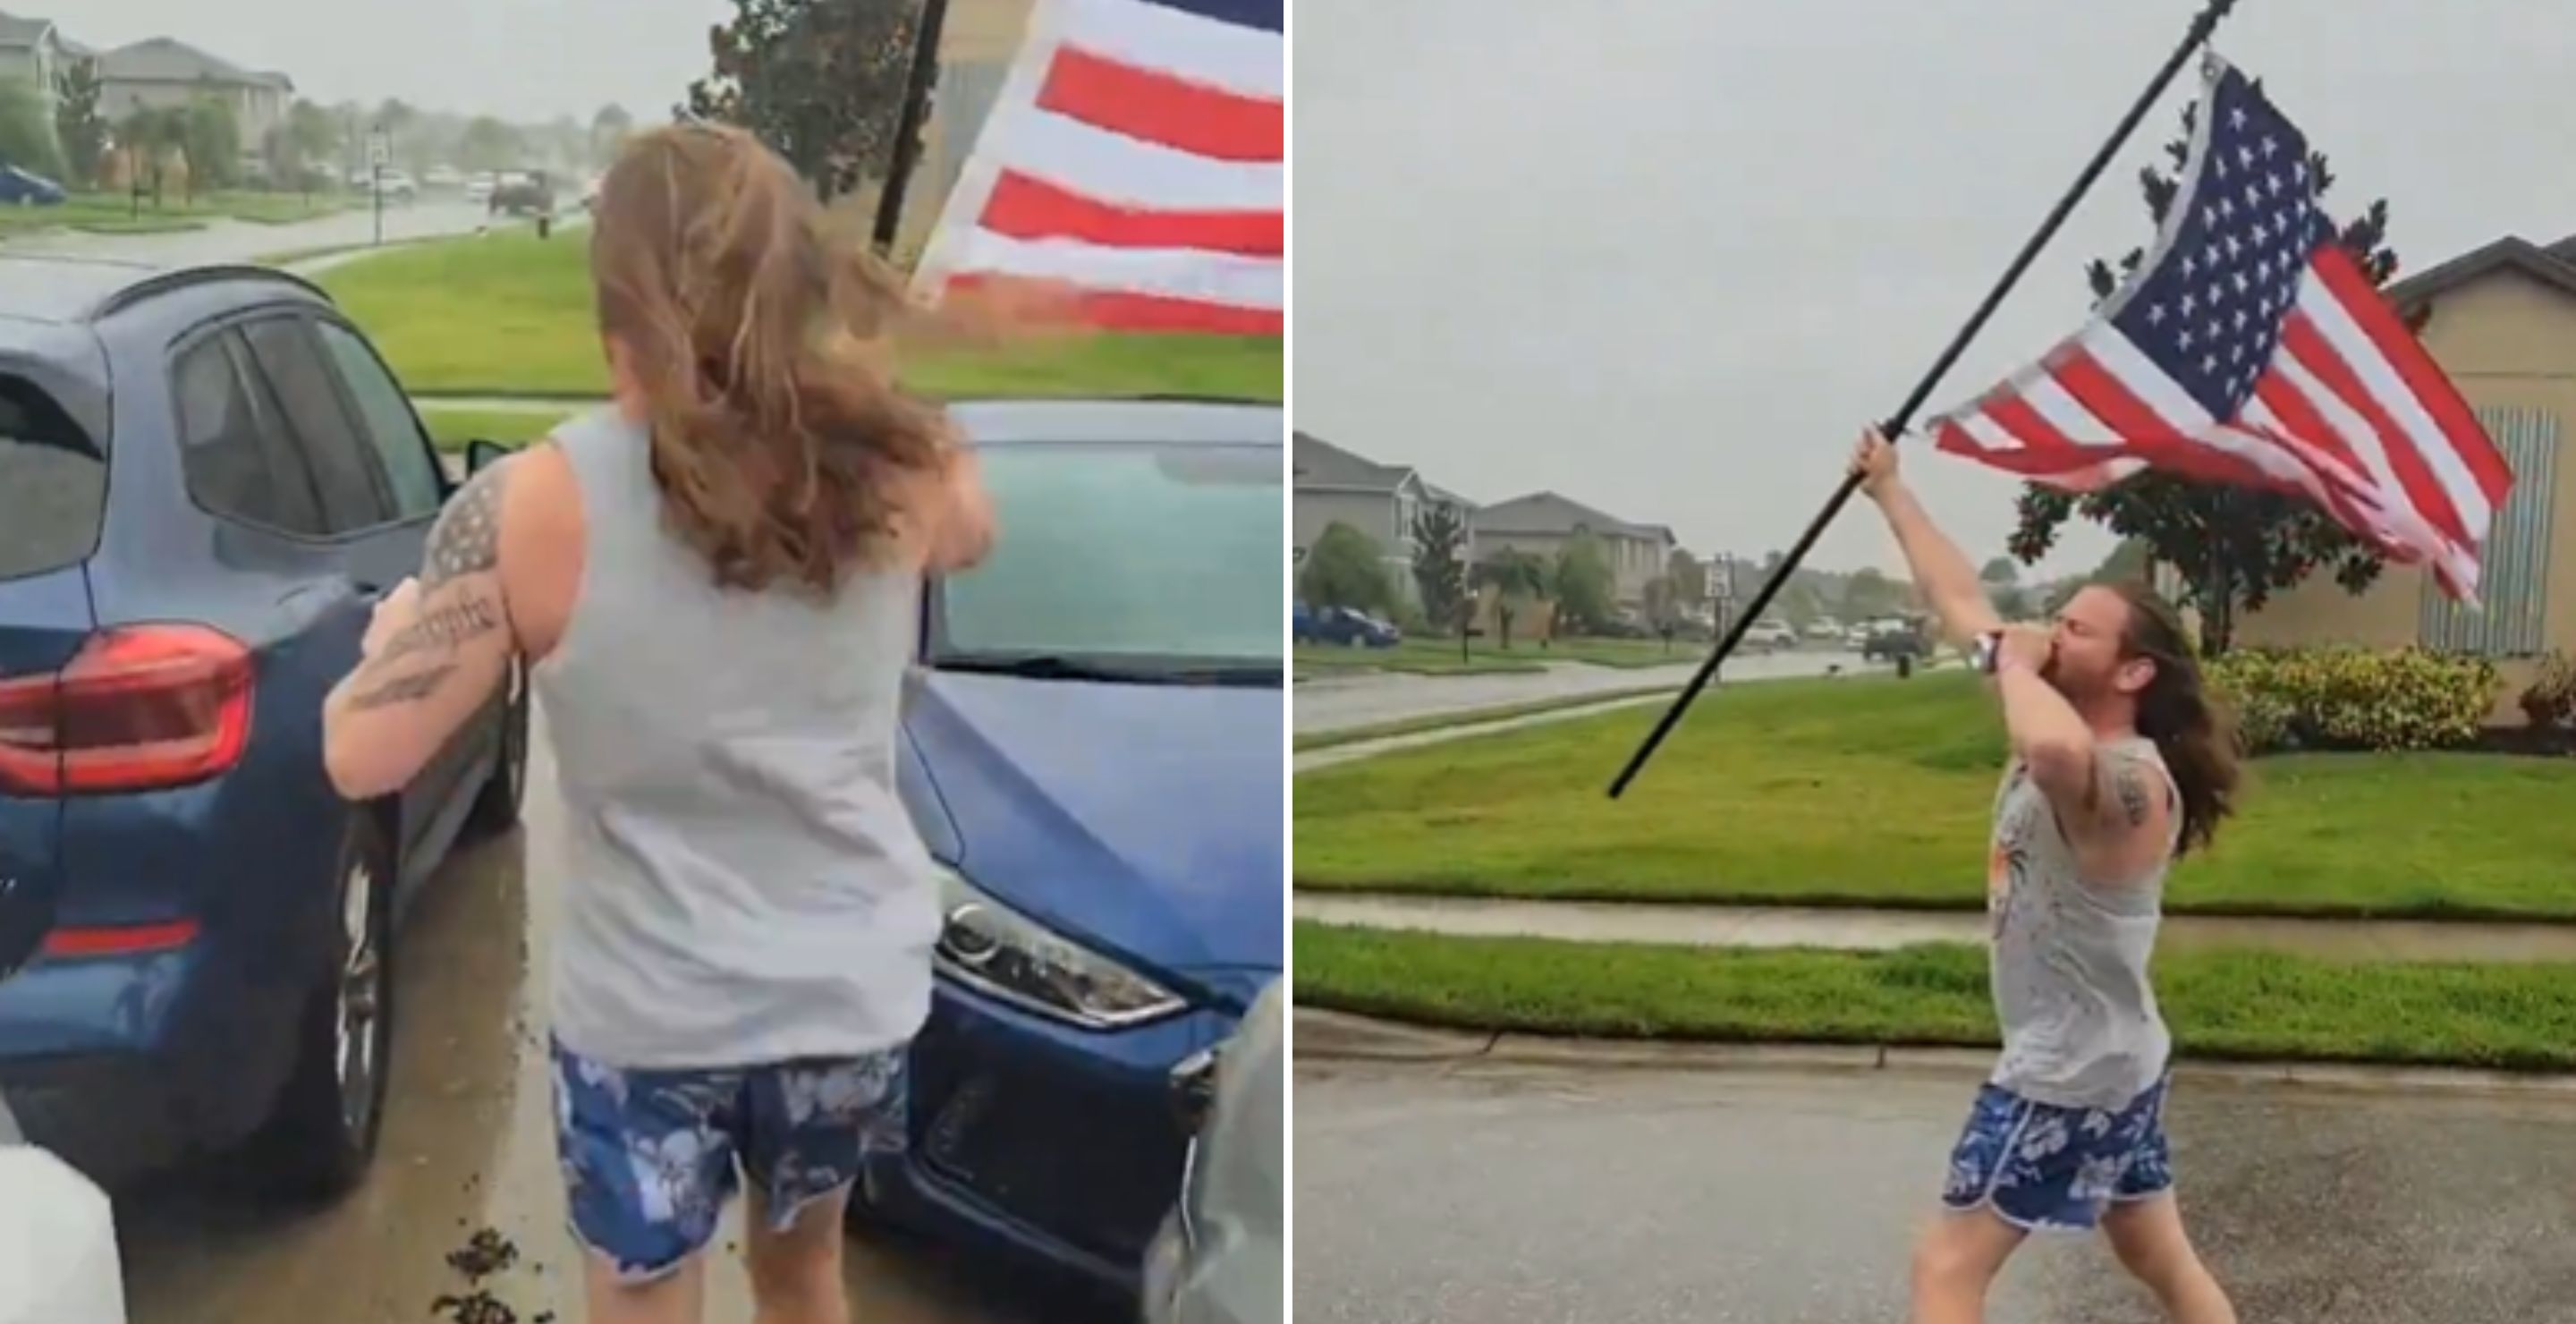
[0,256,526,1197]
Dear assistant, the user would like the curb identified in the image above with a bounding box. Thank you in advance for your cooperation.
[1292,1008,2576,1099]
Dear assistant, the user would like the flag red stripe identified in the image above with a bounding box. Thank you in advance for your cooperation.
[2249,369,2361,474]
[2277,310,2470,546]
[978,170,1284,257]
[2049,350,2199,451]
[1039,43,1284,163]
[944,276,1282,335]
[2309,244,2513,502]
[1981,392,2081,454]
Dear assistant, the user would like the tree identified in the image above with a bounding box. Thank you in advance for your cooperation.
[1472,550,1550,650]
[181,95,242,194]
[116,106,187,205]
[1550,530,1616,635]
[0,79,61,180]
[591,103,635,165]
[53,59,105,188]
[1409,503,1469,632]
[1841,566,1908,621]
[1664,549,1707,607]
[458,116,522,173]
[1298,522,1395,615]
[1979,556,2019,586]
[2006,94,2400,652]
[282,100,338,199]
[682,0,925,199]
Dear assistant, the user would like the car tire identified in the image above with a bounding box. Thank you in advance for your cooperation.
[466,662,530,836]
[251,811,396,1202]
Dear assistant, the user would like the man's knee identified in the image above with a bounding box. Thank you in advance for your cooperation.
[1911,1225,1990,1292]
[745,1192,848,1303]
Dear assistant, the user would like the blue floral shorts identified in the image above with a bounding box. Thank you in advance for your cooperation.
[1938,1074,2174,1232]
[550,1037,910,1281]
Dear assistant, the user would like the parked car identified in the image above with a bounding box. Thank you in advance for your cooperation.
[1740,616,1798,650]
[1864,622,1929,663]
[462,174,496,206]
[1308,605,1399,649]
[861,399,1281,1303]
[1143,978,1282,1324]
[489,173,553,216]
[1290,599,1315,643]
[0,166,65,207]
[0,258,527,1198]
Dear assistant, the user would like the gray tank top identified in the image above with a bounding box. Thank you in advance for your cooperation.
[534,409,939,1069]
[1985,736,2182,1109]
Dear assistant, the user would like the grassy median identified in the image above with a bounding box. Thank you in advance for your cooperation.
[319,230,1282,401]
[1294,670,2576,919]
[1295,687,1676,751]
[1296,922,2576,1071]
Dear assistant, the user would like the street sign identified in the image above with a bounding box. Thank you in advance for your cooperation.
[367,131,389,169]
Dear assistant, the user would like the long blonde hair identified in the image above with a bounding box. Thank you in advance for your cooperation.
[589,123,946,594]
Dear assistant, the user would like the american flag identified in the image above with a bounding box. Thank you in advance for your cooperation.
[1928,55,2512,598]
[912,0,1283,335]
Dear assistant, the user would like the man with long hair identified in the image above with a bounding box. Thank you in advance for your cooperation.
[320,124,995,1324]
[1847,429,2241,1324]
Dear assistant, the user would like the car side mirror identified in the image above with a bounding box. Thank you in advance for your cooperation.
[464,438,514,477]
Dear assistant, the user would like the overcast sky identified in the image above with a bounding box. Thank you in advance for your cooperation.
[48,0,730,123]
[1295,0,2576,578]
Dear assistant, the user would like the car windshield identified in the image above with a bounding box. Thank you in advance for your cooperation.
[928,440,1282,684]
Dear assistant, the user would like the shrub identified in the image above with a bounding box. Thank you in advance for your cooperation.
[2519,650,2576,730]
[2206,646,2498,753]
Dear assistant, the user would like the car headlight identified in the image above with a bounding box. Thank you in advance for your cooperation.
[933,867,1188,1030]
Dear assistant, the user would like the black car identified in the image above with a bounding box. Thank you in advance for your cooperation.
[0,255,526,1197]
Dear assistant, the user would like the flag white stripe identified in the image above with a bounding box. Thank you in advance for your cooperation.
[1055,0,1284,100]
[1957,409,2026,454]
[979,104,1285,213]
[2024,372,2117,445]
[2293,276,2493,537]
[2267,347,2428,530]
[935,231,1283,310]
[2079,325,2216,429]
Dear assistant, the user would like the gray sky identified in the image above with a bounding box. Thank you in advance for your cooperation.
[1295,0,2576,579]
[51,0,731,123]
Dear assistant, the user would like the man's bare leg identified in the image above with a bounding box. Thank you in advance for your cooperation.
[1910,1208,2028,1324]
[2102,1193,2236,1324]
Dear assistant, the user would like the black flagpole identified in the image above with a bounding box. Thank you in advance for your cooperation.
[874,0,956,252]
[1606,0,2244,799]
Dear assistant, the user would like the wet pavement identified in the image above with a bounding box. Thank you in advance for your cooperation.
[7,200,504,268]
[1291,649,1860,734]
[1294,1057,2576,1323]
[1292,892,2576,963]
[111,731,1079,1324]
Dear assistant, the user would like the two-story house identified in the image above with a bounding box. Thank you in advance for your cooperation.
[0,12,66,157]
[1469,492,1679,615]
[1292,431,1473,603]
[94,38,292,161]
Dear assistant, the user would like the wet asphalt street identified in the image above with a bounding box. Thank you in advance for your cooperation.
[110,732,1080,1324]
[1292,648,1859,734]
[1294,1057,2576,1324]
[8,200,504,268]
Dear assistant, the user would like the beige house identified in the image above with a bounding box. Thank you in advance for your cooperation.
[1292,431,1472,603]
[94,38,292,157]
[1470,492,1679,614]
[2233,233,2576,722]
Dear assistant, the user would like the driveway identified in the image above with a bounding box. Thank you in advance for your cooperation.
[1295,1057,2576,1323]
[110,726,1079,1324]
[1292,648,1862,734]
[6,200,502,267]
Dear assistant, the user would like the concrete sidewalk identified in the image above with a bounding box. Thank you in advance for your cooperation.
[1295,890,2576,963]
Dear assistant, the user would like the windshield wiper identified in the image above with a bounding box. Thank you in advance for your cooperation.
[933,653,1159,683]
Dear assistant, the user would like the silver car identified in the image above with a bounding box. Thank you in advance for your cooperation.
[1142,979,1282,1324]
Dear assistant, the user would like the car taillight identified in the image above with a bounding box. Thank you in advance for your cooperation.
[0,625,254,795]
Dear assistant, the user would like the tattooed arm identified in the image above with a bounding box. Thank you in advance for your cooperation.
[322,459,521,800]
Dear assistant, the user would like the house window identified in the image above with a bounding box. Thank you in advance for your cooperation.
[2419,405,2560,657]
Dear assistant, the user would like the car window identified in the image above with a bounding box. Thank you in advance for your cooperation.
[932,444,1282,669]
[313,321,443,521]
[0,375,106,580]
[240,317,389,534]
[174,334,327,537]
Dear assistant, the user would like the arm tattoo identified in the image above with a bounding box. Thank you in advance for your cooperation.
[419,462,509,594]
[377,597,502,666]
[2109,762,2152,828]
[345,663,459,711]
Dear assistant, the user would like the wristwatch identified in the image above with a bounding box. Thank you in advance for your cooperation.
[1971,630,2004,675]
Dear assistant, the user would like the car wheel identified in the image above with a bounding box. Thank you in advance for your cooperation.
[252,812,395,1201]
[466,661,530,836]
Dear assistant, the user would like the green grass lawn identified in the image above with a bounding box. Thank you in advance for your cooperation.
[1296,686,1677,751]
[318,231,1283,401]
[1297,923,2576,1071]
[415,406,574,454]
[0,191,352,240]
[1295,670,2576,919]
